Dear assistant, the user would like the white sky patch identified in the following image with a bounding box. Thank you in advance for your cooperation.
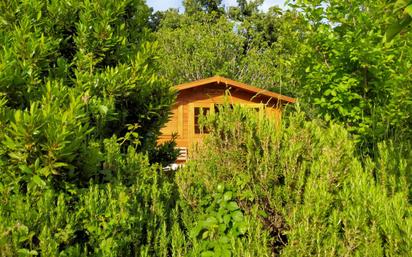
[260,0,285,11]
[222,0,238,7]
[147,0,183,11]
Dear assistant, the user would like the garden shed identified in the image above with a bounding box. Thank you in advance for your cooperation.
[158,76,295,162]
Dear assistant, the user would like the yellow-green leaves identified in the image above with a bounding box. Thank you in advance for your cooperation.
[189,185,247,256]
[384,15,412,42]
[179,105,411,256]
[384,0,412,42]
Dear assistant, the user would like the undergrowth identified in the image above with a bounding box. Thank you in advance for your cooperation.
[176,104,411,256]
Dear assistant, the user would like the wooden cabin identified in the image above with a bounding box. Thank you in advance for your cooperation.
[158,76,295,163]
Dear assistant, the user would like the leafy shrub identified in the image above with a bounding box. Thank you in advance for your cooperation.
[189,185,247,257]
[0,0,180,256]
[0,0,175,168]
[290,0,412,149]
[177,104,411,256]
[0,141,180,256]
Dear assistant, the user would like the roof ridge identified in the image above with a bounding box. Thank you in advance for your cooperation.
[175,76,296,103]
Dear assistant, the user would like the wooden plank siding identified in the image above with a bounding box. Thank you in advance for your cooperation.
[157,76,295,162]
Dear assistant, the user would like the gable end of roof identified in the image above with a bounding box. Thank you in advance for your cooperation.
[175,76,296,103]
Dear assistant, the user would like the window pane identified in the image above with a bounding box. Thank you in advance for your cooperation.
[214,104,233,114]
[194,107,210,134]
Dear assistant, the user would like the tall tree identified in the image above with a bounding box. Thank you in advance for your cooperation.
[184,0,224,15]
[228,0,264,20]
[154,1,300,95]
[155,11,244,84]
[289,0,412,149]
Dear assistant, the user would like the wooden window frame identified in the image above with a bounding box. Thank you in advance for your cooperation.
[188,103,214,141]
[194,106,211,134]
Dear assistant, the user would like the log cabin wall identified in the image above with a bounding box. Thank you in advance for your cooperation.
[157,81,286,162]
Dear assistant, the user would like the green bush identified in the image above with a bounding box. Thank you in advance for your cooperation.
[177,104,411,256]
[1,1,410,256]
[188,185,248,257]
[0,0,175,168]
[0,1,180,256]
[0,141,180,256]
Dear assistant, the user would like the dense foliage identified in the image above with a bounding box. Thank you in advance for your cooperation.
[0,0,178,255]
[0,0,410,256]
[154,0,412,150]
[0,0,175,167]
[290,0,412,150]
[154,1,298,96]
[0,143,179,256]
[178,105,411,256]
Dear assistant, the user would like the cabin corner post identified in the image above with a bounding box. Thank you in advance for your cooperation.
[188,103,195,150]
[178,105,184,136]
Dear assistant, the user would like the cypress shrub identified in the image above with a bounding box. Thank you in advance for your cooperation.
[177,104,411,256]
[0,140,181,256]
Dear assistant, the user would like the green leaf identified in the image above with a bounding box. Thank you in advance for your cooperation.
[8,152,26,161]
[201,251,215,257]
[223,214,231,225]
[98,105,108,115]
[219,236,230,244]
[218,223,226,233]
[231,211,244,222]
[217,184,224,193]
[395,0,412,11]
[237,223,248,235]
[203,217,218,228]
[32,175,46,188]
[385,9,412,41]
[53,162,68,168]
[221,248,231,257]
[226,201,239,211]
[17,225,29,236]
[17,249,38,256]
[19,165,32,175]
[223,191,232,201]
[202,230,209,239]
[258,210,268,218]
[404,4,412,16]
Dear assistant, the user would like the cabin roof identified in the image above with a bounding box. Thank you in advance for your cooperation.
[175,76,296,103]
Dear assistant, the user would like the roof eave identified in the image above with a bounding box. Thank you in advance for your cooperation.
[175,76,296,104]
